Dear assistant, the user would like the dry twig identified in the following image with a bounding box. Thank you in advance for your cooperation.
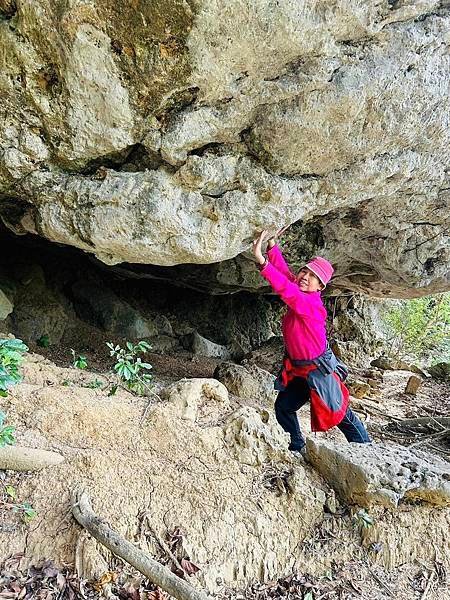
[421,570,436,600]
[408,429,450,448]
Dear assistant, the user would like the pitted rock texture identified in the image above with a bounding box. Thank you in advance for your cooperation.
[214,361,277,405]
[0,1,449,296]
[160,377,230,423]
[223,406,290,466]
[306,438,450,508]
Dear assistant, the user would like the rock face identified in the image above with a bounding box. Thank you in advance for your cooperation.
[160,377,230,423]
[214,361,276,405]
[223,406,289,467]
[428,362,450,381]
[0,2,449,297]
[306,438,450,508]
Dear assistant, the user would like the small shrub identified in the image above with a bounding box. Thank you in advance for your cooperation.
[36,334,50,348]
[71,349,88,370]
[107,340,152,395]
[383,293,450,362]
[14,501,37,524]
[0,338,28,397]
[0,411,15,447]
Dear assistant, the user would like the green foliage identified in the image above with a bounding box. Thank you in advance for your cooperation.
[82,379,103,389]
[5,484,16,500]
[0,411,15,447]
[107,340,152,395]
[71,349,88,370]
[0,338,28,397]
[383,293,450,362]
[353,509,374,530]
[36,334,50,348]
[14,501,37,524]
[3,483,36,525]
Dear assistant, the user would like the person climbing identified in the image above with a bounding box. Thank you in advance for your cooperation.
[252,228,371,456]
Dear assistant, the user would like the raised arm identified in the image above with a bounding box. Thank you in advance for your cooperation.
[266,244,296,282]
[259,261,323,319]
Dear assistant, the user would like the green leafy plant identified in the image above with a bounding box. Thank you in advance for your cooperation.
[83,379,104,389]
[1,485,37,525]
[5,485,16,500]
[13,501,37,524]
[107,341,152,395]
[0,412,15,448]
[36,334,50,348]
[353,508,374,530]
[71,349,88,370]
[383,293,450,362]
[0,338,29,397]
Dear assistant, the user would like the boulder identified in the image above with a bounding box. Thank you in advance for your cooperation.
[223,406,289,467]
[147,335,179,354]
[0,289,13,320]
[72,281,157,339]
[182,331,231,360]
[428,362,450,382]
[347,379,371,399]
[160,378,229,423]
[11,264,72,344]
[306,438,450,508]
[241,337,284,375]
[331,340,367,369]
[214,361,276,405]
[371,356,425,375]
[0,2,449,298]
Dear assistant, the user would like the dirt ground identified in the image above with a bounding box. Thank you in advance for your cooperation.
[0,340,449,600]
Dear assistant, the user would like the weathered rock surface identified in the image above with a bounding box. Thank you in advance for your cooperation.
[371,356,425,375]
[160,377,230,423]
[240,336,284,375]
[1,351,450,589]
[10,264,73,344]
[214,361,276,405]
[428,361,450,381]
[306,438,450,508]
[223,406,289,467]
[182,331,232,359]
[72,280,157,339]
[1,2,449,297]
[0,289,13,320]
[2,353,329,591]
[404,375,422,395]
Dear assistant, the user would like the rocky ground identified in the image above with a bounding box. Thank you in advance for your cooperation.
[0,340,449,600]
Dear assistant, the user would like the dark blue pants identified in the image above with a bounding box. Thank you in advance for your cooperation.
[275,376,371,451]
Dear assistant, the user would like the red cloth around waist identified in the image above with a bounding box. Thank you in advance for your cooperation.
[281,357,349,432]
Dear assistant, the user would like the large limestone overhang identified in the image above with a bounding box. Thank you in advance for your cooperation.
[0,0,449,297]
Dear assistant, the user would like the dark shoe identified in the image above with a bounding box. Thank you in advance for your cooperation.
[290,445,307,462]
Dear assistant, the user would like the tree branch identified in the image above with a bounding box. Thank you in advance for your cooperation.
[71,489,212,600]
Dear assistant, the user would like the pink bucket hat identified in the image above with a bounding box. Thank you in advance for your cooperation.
[304,256,334,287]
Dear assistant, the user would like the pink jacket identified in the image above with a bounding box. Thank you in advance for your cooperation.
[260,245,328,360]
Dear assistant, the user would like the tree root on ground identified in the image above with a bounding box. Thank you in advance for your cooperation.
[0,445,64,471]
[71,488,213,600]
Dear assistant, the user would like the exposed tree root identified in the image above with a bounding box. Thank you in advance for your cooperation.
[71,488,213,600]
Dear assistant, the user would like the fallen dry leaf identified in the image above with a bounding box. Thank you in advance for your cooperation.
[92,571,118,593]
[180,558,200,576]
